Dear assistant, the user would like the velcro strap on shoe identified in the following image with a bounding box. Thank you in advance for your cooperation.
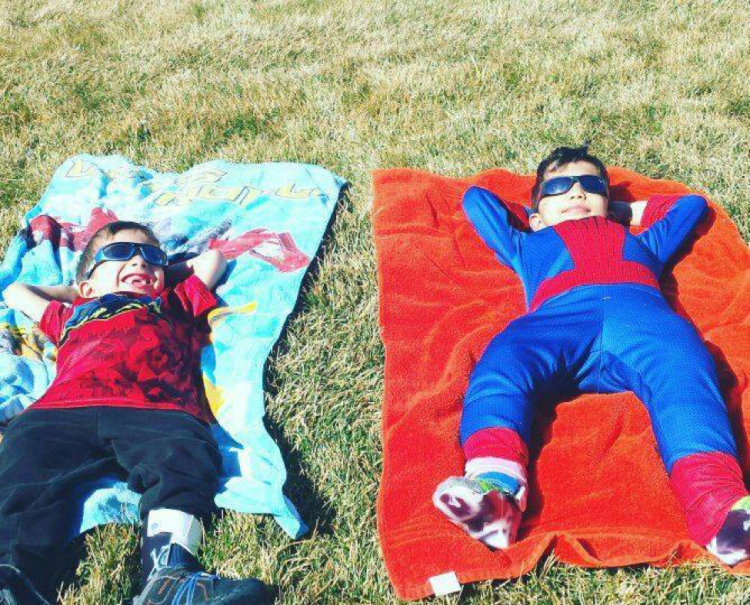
[146,509,203,555]
[476,472,527,510]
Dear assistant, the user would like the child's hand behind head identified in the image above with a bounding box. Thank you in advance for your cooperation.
[77,225,167,299]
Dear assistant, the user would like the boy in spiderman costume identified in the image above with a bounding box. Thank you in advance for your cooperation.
[1,222,270,604]
[433,146,750,565]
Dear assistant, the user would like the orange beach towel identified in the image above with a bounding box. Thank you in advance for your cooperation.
[372,167,750,600]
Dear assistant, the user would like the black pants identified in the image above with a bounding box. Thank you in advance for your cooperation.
[0,407,221,580]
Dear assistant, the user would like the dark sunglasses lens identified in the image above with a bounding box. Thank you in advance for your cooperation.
[579,176,607,194]
[140,245,167,266]
[103,242,136,260]
[541,177,574,196]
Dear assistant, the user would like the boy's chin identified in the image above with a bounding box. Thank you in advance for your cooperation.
[556,212,605,225]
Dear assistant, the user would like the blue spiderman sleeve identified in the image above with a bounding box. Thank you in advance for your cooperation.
[462,186,525,271]
[637,194,708,265]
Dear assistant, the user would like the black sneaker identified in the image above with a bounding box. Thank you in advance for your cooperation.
[0,565,51,605]
[133,565,272,605]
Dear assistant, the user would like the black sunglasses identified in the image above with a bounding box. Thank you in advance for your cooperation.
[539,175,608,198]
[87,242,168,278]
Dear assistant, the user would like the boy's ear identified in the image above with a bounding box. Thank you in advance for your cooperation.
[77,280,95,298]
[529,213,546,232]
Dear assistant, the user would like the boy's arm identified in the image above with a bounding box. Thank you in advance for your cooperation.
[3,283,77,322]
[635,194,708,265]
[463,186,525,271]
[609,201,647,226]
[167,250,227,290]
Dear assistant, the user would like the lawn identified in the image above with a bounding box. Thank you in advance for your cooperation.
[1,0,749,602]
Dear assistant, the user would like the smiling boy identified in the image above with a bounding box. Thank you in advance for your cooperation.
[433,146,750,566]
[1,222,270,604]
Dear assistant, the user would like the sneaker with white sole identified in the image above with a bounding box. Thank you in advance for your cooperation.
[433,475,522,549]
[707,496,750,566]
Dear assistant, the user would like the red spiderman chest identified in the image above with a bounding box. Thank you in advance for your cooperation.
[529,217,660,311]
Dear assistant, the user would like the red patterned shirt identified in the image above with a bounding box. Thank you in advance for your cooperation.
[34,274,217,421]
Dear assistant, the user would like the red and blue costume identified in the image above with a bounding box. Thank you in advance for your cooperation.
[460,186,748,545]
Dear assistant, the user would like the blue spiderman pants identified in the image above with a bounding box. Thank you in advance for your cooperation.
[460,284,747,544]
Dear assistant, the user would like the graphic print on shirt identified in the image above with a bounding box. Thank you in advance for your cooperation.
[58,294,167,347]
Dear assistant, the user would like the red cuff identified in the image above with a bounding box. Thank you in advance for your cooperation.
[640,194,683,228]
[172,274,218,318]
[669,452,749,545]
[463,427,529,466]
[38,300,69,344]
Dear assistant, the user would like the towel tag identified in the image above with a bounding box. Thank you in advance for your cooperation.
[429,571,461,596]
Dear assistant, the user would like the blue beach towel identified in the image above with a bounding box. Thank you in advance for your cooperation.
[0,155,346,539]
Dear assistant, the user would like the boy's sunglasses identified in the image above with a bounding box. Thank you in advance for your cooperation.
[87,242,168,278]
[539,175,608,198]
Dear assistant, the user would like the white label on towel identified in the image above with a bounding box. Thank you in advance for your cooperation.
[429,571,461,596]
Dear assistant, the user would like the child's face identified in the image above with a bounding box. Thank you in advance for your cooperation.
[78,230,166,299]
[529,161,609,231]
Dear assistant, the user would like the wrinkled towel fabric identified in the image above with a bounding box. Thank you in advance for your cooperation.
[0,155,346,539]
[372,167,750,600]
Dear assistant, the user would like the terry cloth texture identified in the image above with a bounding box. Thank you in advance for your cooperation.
[0,155,346,540]
[372,166,750,600]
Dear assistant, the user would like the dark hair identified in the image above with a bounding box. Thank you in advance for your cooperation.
[531,145,609,209]
[75,221,160,283]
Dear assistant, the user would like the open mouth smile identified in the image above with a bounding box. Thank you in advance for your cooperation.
[121,273,154,287]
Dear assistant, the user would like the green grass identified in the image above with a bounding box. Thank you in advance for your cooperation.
[1,0,749,602]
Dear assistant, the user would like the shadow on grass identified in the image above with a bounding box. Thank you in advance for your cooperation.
[260,184,351,537]
[53,529,140,604]
[52,534,90,602]
[453,550,658,601]
[264,414,336,536]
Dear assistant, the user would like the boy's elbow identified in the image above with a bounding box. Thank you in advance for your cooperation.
[195,249,223,269]
[208,249,227,274]
[681,194,709,221]
[463,185,490,204]
[682,194,708,210]
[462,186,496,215]
[197,250,226,284]
[3,283,23,309]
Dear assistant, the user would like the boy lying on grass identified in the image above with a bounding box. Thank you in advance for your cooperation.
[1,221,271,604]
[433,145,750,565]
